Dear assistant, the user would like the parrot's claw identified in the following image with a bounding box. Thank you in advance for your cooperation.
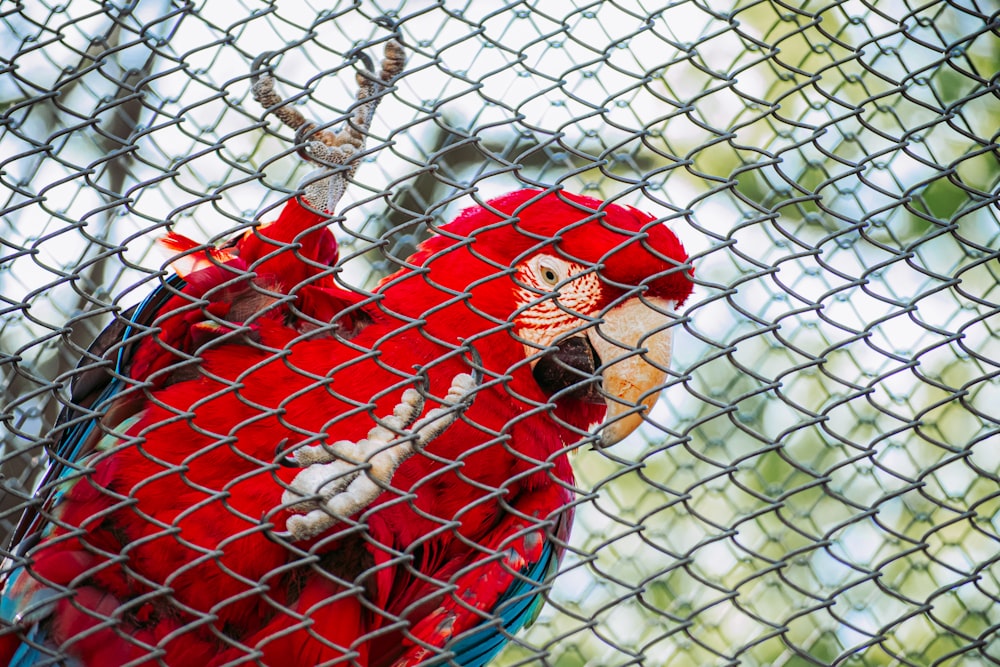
[251,32,406,215]
[282,373,476,541]
[250,52,310,138]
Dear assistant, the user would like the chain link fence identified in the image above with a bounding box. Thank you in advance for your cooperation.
[1,0,998,665]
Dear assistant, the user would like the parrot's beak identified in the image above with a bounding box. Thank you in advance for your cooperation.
[587,297,676,447]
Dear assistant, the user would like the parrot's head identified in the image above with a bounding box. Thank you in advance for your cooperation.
[383,189,693,448]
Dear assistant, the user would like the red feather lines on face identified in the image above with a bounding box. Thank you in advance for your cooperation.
[512,258,603,348]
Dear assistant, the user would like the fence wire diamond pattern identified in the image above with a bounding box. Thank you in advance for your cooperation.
[1,1,998,665]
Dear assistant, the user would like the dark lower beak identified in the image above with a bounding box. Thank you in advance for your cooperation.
[532,336,604,404]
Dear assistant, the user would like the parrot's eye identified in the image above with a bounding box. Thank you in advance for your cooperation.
[539,263,560,286]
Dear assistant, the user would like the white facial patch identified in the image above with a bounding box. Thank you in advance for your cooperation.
[512,254,604,359]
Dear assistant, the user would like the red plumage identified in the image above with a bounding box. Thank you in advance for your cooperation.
[1,189,692,666]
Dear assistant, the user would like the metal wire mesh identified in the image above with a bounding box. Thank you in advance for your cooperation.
[1,0,998,665]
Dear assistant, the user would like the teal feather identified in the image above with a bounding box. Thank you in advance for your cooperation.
[449,539,559,666]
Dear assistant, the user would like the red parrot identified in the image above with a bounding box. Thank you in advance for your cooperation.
[0,35,694,667]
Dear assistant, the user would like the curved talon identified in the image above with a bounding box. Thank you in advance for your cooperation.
[352,49,376,75]
[250,51,276,87]
[462,343,484,387]
[274,438,299,468]
[294,123,323,164]
[293,122,317,146]
[373,15,397,32]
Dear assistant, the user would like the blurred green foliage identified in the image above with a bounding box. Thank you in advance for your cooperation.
[1,0,997,665]
[499,1,1000,665]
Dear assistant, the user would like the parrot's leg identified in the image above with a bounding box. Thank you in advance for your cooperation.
[281,372,476,540]
[250,32,405,214]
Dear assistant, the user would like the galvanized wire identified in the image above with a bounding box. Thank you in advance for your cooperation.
[1,0,998,665]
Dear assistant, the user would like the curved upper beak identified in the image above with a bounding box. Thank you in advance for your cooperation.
[586,297,676,447]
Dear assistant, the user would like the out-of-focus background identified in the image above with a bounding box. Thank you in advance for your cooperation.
[2,1,998,664]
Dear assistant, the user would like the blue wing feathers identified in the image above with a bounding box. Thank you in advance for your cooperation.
[451,540,558,667]
[6,271,560,666]
[6,274,184,551]
[1,274,185,665]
